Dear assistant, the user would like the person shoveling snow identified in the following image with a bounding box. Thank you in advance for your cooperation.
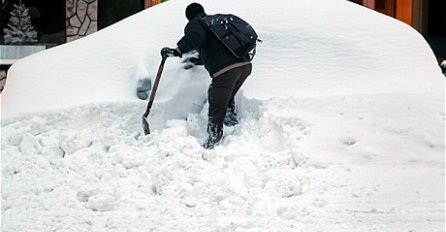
[160,3,258,149]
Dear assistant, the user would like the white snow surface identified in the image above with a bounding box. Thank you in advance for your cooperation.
[1,0,445,231]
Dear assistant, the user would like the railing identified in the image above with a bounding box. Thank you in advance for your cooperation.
[0,44,50,92]
[0,45,47,65]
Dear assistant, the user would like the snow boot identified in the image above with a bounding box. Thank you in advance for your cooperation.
[203,123,223,149]
[203,136,220,149]
[223,101,238,126]
[224,108,238,126]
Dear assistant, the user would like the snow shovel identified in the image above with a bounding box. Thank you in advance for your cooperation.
[142,55,167,135]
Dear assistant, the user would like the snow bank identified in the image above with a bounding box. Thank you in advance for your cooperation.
[2,0,443,118]
[1,93,444,231]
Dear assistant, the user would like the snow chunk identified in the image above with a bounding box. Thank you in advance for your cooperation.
[9,133,23,146]
[264,170,304,198]
[29,116,46,135]
[58,131,93,155]
[112,146,147,169]
[86,194,116,212]
[18,133,41,154]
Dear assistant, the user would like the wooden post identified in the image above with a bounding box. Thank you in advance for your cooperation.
[144,0,152,8]
[145,0,162,8]
[363,0,375,9]
[396,0,413,25]
[411,0,428,35]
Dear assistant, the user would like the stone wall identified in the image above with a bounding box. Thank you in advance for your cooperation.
[0,69,6,92]
[66,0,98,42]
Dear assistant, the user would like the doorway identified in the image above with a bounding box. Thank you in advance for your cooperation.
[426,0,446,60]
[98,0,145,30]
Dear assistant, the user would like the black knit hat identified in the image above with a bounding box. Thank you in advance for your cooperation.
[185,3,205,20]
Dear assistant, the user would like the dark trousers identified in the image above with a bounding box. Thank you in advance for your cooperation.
[207,63,252,140]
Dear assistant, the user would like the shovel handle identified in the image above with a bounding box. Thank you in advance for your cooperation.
[142,56,167,135]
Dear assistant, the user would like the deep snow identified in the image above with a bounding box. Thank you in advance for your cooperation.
[1,0,445,231]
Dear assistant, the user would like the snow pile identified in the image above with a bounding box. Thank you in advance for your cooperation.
[1,0,445,231]
[2,95,444,231]
[1,0,442,117]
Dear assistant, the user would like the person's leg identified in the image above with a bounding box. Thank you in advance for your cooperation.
[204,69,241,149]
[224,64,253,126]
[232,63,252,97]
[224,97,238,126]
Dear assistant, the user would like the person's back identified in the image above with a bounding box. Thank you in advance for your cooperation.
[176,8,250,78]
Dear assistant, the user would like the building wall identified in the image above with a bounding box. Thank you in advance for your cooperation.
[64,0,164,42]
[354,0,427,34]
[66,0,98,42]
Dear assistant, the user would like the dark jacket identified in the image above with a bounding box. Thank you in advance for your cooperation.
[177,13,248,77]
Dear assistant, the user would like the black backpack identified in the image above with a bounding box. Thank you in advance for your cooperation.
[202,14,260,61]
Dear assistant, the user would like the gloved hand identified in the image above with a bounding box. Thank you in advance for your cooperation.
[182,57,203,69]
[187,57,202,65]
[161,47,181,59]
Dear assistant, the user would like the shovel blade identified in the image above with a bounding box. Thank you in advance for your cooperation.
[142,116,150,135]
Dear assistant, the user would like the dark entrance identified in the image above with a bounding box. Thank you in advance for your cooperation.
[426,0,446,61]
[98,0,144,30]
[0,0,66,45]
[349,0,363,5]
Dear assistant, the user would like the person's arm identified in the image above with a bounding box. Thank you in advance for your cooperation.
[161,21,206,59]
[176,21,207,55]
